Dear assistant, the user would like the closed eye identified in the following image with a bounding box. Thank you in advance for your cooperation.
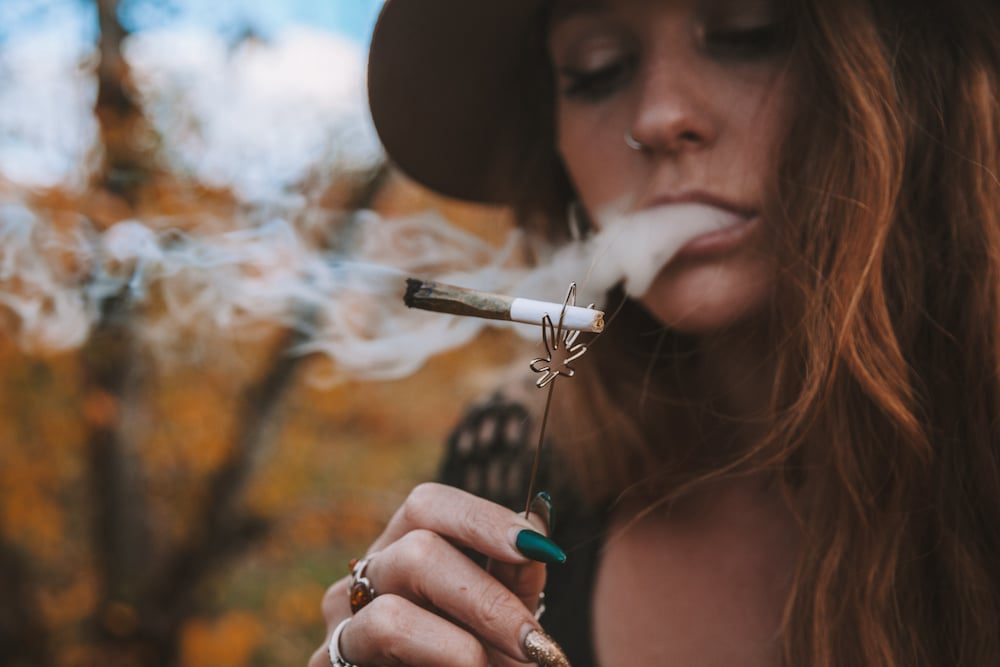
[558,55,637,102]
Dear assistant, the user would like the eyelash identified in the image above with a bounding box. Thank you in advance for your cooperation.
[557,23,787,102]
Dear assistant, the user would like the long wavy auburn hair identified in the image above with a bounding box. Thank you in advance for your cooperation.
[510,0,1000,665]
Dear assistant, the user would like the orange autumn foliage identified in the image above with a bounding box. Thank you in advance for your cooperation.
[179,612,264,667]
[0,168,525,666]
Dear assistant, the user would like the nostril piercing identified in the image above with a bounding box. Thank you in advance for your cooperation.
[625,130,648,152]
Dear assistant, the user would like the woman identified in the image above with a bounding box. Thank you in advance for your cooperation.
[312,0,1000,665]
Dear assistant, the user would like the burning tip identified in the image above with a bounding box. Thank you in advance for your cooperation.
[403,278,424,309]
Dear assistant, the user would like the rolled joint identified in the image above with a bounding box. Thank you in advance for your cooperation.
[404,279,604,333]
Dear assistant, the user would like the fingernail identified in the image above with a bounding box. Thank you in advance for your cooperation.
[515,529,566,564]
[529,491,555,533]
[523,627,571,667]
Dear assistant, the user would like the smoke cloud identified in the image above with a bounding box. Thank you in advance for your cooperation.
[0,197,735,381]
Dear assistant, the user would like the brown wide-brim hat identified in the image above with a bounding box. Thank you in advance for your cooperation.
[367,0,554,205]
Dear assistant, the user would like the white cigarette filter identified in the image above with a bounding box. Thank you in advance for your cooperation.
[509,298,604,332]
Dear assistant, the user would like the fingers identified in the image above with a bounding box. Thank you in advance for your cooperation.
[314,485,568,666]
[321,576,351,625]
[487,558,546,616]
[367,483,565,566]
[342,594,490,667]
[487,503,549,612]
[368,528,540,663]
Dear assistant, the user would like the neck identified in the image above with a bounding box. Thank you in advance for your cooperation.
[693,318,774,435]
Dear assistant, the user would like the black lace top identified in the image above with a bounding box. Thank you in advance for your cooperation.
[437,393,610,667]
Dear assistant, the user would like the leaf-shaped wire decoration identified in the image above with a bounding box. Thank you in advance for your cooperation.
[522,282,597,516]
[529,315,589,387]
[528,283,593,388]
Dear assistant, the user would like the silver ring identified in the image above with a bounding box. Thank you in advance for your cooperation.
[625,130,647,152]
[328,618,359,667]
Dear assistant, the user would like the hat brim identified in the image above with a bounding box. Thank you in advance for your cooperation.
[368,0,549,205]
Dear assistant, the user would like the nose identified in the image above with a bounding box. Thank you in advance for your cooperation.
[627,58,717,156]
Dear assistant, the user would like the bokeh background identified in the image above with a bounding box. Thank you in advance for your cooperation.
[0,2,526,665]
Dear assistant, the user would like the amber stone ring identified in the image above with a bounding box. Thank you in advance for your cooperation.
[347,555,377,614]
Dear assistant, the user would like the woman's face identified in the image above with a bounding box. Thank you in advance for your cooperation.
[548,0,792,333]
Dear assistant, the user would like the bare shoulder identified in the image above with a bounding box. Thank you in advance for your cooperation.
[593,477,801,667]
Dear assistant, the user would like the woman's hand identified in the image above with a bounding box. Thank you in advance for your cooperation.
[308,482,569,667]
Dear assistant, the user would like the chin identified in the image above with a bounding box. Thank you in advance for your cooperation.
[638,261,774,335]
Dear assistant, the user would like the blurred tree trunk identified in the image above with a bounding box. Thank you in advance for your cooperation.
[0,518,53,667]
[93,0,157,206]
[83,2,156,662]
[83,294,155,664]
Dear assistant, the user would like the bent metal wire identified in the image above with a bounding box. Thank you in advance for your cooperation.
[523,283,595,518]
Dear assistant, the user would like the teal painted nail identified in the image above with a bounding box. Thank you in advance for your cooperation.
[515,529,566,565]
[529,491,555,533]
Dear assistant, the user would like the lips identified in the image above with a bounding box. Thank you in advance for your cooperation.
[635,193,759,259]
[630,201,753,233]
[675,215,759,258]
[639,191,758,220]
[581,201,746,294]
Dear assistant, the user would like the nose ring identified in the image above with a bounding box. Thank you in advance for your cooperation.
[625,130,648,152]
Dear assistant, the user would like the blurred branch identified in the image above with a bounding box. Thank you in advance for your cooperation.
[138,164,390,662]
[159,161,390,581]
[139,326,304,659]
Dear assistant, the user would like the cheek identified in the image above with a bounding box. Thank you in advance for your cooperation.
[732,69,794,171]
[640,251,776,333]
[556,106,632,208]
